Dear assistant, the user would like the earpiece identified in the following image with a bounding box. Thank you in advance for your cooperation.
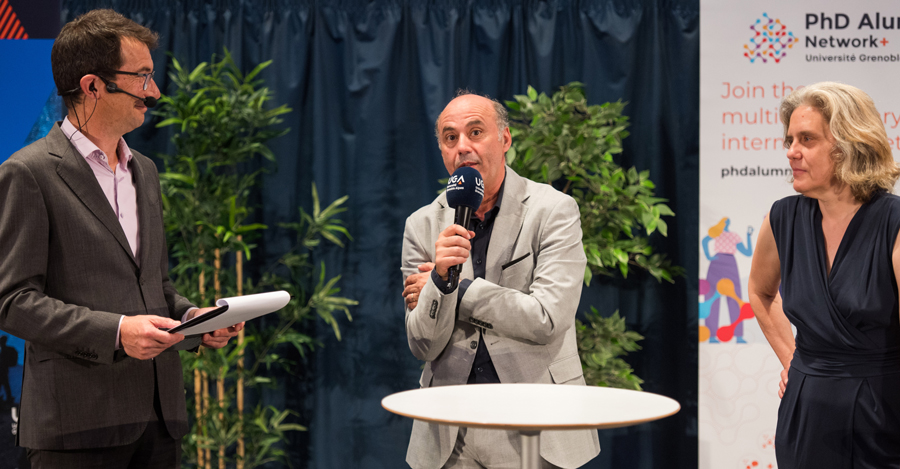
[106,82,117,93]
[88,82,97,92]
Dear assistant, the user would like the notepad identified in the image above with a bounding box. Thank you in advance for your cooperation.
[166,290,291,336]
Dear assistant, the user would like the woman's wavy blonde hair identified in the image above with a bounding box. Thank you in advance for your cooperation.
[780,82,899,202]
[708,217,728,238]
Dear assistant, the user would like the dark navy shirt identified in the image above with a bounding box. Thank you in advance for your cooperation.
[431,180,505,384]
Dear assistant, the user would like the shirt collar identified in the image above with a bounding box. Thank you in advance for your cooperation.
[60,117,134,168]
[494,176,506,210]
[478,176,505,223]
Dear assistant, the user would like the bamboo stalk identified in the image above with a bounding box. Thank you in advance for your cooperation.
[194,366,203,467]
[217,376,225,469]
[202,371,210,469]
[196,245,206,468]
[214,248,221,300]
[236,236,245,469]
[200,232,211,469]
[214,248,225,469]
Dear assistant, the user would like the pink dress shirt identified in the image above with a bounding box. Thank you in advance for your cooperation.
[60,119,198,350]
[60,118,141,259]
[60,118,141,349]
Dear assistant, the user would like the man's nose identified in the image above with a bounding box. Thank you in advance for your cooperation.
[147,76,161,98]
[456,134,474,153]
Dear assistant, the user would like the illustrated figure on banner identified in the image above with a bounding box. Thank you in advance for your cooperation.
[701,217,754,343]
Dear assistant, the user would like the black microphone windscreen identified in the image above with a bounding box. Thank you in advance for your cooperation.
[446,166,484,210]
[143,96,157,108]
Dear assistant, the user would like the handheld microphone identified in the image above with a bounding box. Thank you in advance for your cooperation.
[445,166,485,289]
[105,82,157,108]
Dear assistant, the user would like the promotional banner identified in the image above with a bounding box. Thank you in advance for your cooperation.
[0,1,59,467]
[700,1,900,468]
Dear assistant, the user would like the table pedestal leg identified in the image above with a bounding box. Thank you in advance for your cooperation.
[519,430,540,469]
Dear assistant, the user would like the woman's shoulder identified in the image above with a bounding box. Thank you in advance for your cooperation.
[869,191,900,210]
[768,195,815,242]
[770,194,812,217]
[866,192,900,233]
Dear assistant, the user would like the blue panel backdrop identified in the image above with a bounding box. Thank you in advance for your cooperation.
[59,1,699,467]
[0,3,60,467]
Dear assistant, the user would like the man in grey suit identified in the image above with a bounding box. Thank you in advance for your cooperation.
[0,9,240,468]
[401,93,601,468]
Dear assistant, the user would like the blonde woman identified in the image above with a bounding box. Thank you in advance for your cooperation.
[749,82,900,468]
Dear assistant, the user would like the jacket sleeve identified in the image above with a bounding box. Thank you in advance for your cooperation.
[401,215,459,362]
[0,159,121,364]
[457,196,585,344]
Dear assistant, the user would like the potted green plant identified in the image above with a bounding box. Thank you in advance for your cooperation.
[154,49,356,468]
[506,82,682,390]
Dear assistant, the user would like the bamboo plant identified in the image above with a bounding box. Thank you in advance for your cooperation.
[154,49,356,469]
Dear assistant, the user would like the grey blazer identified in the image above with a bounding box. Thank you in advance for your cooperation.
[0,124,194,450]
[401,166,600,469]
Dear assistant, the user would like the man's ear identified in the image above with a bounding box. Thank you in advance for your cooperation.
[501,127,512,152]
[79,74,101,99]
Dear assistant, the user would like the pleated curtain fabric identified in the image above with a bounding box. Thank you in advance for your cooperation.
[61,1,700,467]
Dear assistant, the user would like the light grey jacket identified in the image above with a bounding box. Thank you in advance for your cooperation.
[0,124,194,449]
[401,166,600,469]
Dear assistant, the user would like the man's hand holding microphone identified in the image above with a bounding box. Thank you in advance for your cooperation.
[404,166,483,310]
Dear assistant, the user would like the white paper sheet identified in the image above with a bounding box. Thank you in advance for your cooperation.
[175,290,290,336]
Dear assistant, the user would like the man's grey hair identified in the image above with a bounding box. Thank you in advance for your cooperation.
[434,89,509,147]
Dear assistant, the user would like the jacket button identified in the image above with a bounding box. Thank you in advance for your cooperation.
[470,341,477,349]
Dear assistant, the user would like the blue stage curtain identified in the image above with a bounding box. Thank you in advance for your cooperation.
[63,1,699,467]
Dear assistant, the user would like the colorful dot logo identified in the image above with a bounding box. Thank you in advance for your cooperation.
[744,13,796,63]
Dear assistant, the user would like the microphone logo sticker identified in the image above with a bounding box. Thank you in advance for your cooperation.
[445,167,484,205]
[447,174,467,194]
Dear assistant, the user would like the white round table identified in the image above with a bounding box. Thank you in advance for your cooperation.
[382,383,680,468]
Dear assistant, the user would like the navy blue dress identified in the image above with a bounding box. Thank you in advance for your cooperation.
[770,192,900,468]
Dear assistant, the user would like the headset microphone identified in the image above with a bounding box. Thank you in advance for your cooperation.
[105,81,157,108]
[444,166,485,290]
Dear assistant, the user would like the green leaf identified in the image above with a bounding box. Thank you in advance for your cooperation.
[506,145,517,165]
[159,172,195,185]
[156,117,183,128]
[656,204,675,217]
[612,249,628,265]
[245,60,273,82]
[657,218,668,237]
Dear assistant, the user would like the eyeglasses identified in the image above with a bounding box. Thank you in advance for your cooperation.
[107,69,155,90]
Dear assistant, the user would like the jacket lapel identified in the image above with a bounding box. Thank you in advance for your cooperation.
[131,155,156,270]
[49,124,138,267]
[485,167,528,284]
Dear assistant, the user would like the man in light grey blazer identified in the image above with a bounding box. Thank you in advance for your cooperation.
[0,9,239,468]
[401,93,600,468]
